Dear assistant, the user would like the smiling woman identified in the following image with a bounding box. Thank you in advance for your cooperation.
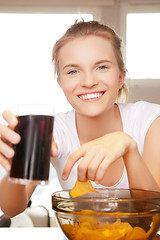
[1,20,160,224]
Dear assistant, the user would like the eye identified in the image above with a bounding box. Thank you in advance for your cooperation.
[97,65,108,70]
[67,70,78,75]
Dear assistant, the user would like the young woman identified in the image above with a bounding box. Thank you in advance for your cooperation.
[0,21,160,218]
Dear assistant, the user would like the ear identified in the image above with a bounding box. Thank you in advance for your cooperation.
[118,70,126,89]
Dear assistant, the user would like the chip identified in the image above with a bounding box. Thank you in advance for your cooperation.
[70,179,98,198]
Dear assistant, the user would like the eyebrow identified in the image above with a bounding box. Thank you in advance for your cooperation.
[62,59,112,70]
[94,59,112,65]
[63,64,79,70]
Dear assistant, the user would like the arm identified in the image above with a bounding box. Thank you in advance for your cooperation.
[141,116,160,188]
[0,173,36,217]
[0,110,58,218]
[124,116,160,191]
[62,120,160,192]
[0,111,36,217]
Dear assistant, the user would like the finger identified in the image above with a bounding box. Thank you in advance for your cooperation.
[62,146,86,181]
[2,110,18,129]
[0,138,15,159]
[87,150,106,182]
[0,124,20,144]
[95,156,113,184]
[77,148,97,182]
[0,153,11,172]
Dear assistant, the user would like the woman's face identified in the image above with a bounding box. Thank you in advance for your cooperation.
[58,35,125,117]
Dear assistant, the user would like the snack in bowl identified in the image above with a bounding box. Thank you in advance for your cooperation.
[52,188,160,240]
[62,211,160,240]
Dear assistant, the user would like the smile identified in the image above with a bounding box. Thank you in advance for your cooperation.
[78,92,104,101]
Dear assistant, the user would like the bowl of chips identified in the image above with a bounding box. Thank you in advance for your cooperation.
[52,181,160,240]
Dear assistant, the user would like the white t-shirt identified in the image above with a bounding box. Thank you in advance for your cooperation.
[51,101,160,190]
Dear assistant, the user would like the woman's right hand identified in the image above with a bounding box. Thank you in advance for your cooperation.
[0,110,21,172]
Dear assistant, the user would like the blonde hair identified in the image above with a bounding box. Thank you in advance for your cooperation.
[52,21,128,103]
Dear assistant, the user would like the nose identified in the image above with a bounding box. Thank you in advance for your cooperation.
[81,71,98,88]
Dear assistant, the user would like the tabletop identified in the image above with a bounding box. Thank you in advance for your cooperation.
[1,227,160,240]
[45,228,160,240]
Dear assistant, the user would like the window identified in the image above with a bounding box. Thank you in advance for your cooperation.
[126,13,160,79]
[118,2,160,103]
[0,12,93,214]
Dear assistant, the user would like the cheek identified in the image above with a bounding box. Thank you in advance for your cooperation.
[102,72,120,89]
[59,78,76,97]
[59,79,79,109]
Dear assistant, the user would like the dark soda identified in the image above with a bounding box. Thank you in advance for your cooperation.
[10,115,54,183]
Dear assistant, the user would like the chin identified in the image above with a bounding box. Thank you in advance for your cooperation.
[78,108,105,118]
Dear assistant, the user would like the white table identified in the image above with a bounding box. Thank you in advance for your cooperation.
[1,227,160,239]
[0,227,67,240]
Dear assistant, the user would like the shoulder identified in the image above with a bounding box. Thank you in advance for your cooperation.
[54,109,76,140]
[53,109,79,156]
[54,109,75,133]
[54,109,75,124]
[118,100,160,110]
[118,101,160,155]
[118,101,160,119]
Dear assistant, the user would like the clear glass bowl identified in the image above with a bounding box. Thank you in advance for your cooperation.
[52,189,160,240]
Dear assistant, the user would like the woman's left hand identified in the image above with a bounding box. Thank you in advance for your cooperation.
[62,131,137,184]
[51,136,58,158]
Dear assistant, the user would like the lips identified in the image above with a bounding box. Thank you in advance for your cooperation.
[78,91,104,101]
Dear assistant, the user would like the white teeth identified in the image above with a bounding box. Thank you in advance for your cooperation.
[79,92,103,100]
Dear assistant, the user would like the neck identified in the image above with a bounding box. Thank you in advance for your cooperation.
[76,104,122,145]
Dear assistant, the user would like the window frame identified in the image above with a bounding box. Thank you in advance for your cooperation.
[0,2,101,18]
